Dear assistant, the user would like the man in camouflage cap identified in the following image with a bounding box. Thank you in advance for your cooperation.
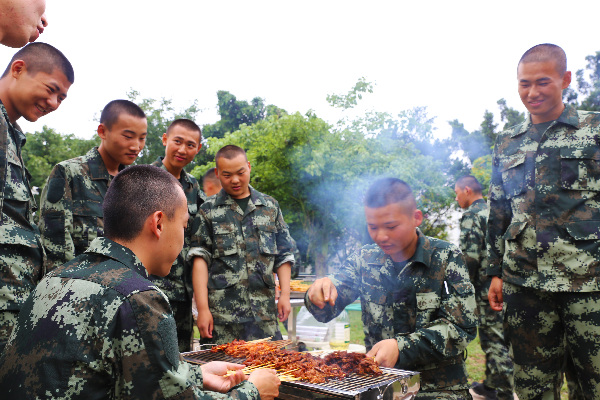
[307,177,478,399]
[38,99,147,271]
[190,144,294,344]
[150,118,207,352]
[0,42,73,354]
[455,175,513,399]
[487,43,600,397]
[0,165,281,400]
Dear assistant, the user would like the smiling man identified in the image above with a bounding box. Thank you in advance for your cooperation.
[305,178,477,399]
[39,99,147,271]
[487,43,600,397]
[150,119,206,352]
[190,144,294,344]
[0,0,47,48]
[0,42,73,353]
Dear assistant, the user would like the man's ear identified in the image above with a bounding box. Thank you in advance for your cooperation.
[162,132,168,146]
[10,60,26,79]
[97,124,107,140]
[149,210,164,239]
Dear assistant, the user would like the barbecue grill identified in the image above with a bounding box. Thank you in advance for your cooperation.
[182,348,420,400]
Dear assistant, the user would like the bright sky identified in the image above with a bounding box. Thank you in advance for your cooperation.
[1,0,599,140]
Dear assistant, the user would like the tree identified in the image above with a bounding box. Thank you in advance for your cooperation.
[202,90,287,140]
[565,50,600,111]
[127,90,202,168]
[22,126,99,192]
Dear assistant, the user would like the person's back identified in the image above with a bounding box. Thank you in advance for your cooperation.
[0,165,278,400]
[39,99,147,271]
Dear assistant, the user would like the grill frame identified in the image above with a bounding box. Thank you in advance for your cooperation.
[182,349,420,400]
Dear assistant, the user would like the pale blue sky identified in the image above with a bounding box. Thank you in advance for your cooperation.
[1,0,599,140]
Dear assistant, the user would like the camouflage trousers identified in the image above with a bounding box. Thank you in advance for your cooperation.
[504,282,600,399]
[475,280,513,399]
[0,243,43,351]
[201,320,283,345]
[416,389,472,399]
[171,300,193,353]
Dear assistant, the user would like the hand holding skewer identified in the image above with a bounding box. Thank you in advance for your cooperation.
[201,361,246,392]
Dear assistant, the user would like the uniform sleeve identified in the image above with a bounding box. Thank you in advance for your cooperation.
[395,247,478,369]
[39,164,75,271]
[304,252,362,323]
[458,212,485,283]
[273,204,294,270]
[486,145,511,277]
[187,209,214,265]
[116,290,259,400]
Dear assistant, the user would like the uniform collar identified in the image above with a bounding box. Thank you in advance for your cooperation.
[154,156,194,189]
[85,237,149,278]
[466,198,485,211]
[88,147,125,180]
[367,228,430,269]
[213,185,267,207]
[514,103,580,138]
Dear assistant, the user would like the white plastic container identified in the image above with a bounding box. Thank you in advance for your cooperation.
[296,306,330,343]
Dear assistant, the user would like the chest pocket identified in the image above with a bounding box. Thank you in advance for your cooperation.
[257,224,277,255]
[560,147,600,191]
[212,222,238,258]
[500,153,527,199]
[72,199,103,252]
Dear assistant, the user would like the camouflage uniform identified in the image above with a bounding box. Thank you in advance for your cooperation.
[0,104,44,354]
[39,146,124,271]
[189,186,294,344]
[0,237,260,400]
[306,229,478,397]
[458,199,514,399]
[150,156,206,352]
[487,104,600,398]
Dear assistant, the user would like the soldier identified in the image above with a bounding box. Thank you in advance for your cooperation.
[150,119,206,352]
[190,145,294,344]
[0,42,73,353]
[306,178,478,399]
[0,0,47,48]
[0,165,281,400]
[38,99,147,271]
[454,175,513,400]
[487,43,600,397]
[203,167,222,197]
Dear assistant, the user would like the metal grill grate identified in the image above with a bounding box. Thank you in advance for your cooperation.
[181,349,419,398]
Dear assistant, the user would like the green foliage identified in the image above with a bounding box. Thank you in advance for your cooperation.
[21,126,99,191]
[326,77,374,109]
[565,51,600,111]
[127,90,202,168]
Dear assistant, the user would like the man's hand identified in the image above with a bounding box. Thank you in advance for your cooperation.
[307,277,337,309]
[197,308,213,338]
[366,339,399,368]
[248,369,280,400]
[201,361,246,393]
[277,292,291,322]
[488,276,503,311]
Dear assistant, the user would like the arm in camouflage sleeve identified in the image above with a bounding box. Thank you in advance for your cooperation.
[458,211,485,283]
[394,247,478,369]
[119,290,260,400]
[273,203,294,270]
[486,147,511,278]
[304,253,362,323]
[39,164,75,271]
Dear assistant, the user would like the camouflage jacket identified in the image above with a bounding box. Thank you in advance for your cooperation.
[0,237,260,400]
[305,229,477,392]
[0,103,44,310]
[458,198,489,286]
[149,157,206,303]
[39,146,124,271]
[487,104,600,292]
[188,186,294,324]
